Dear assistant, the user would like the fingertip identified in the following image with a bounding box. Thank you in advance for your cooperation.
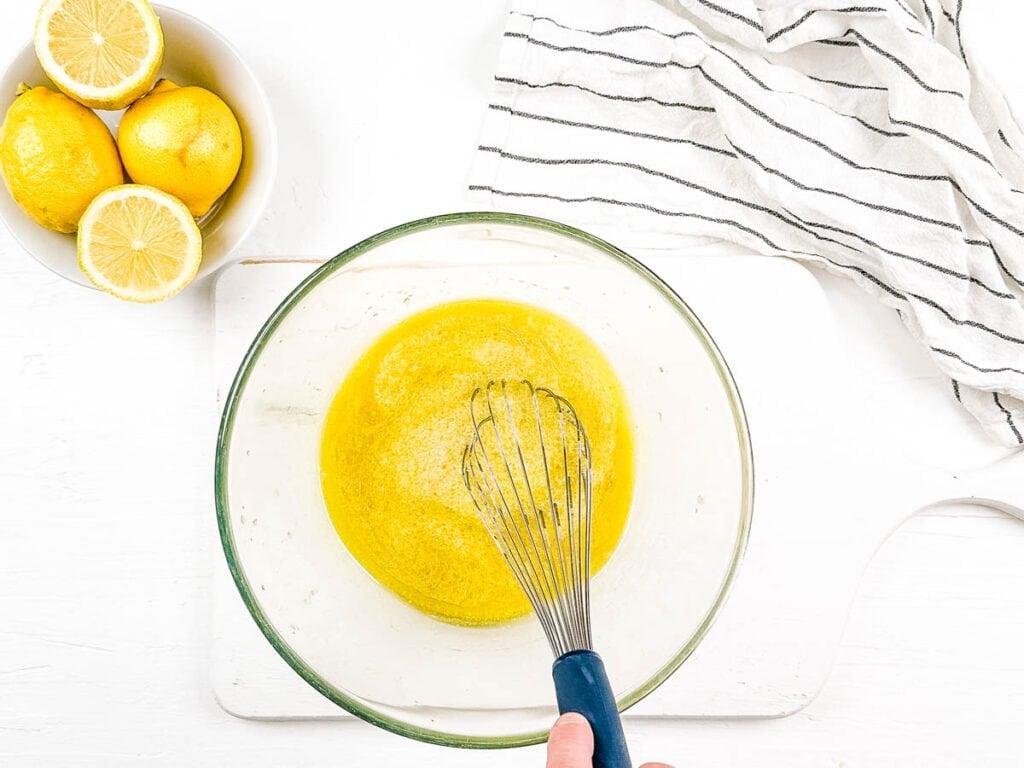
[555,711,589,728]
[546,712,594,768]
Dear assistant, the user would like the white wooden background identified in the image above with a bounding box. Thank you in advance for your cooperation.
[1,1,1023,765]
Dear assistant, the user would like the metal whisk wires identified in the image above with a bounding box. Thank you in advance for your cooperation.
[462,379,593,658]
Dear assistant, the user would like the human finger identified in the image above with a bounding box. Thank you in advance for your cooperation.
[546,712,595,768]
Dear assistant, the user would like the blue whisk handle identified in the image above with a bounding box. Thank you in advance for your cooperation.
[552,650,632,768]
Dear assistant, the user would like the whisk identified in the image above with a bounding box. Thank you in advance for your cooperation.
[462,379,631,768]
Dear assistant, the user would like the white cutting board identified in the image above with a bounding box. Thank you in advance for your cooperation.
[212,254,1023,719]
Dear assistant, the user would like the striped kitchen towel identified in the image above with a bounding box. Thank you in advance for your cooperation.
[469,0,1024,447]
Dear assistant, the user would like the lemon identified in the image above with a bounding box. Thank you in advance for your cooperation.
[34,0,163,111]
[77,184,202,302]
[0,84,123,233]
[117,80,243,218]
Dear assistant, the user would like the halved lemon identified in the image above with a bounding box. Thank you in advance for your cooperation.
[35,0,164,111]
[78,184,202,302]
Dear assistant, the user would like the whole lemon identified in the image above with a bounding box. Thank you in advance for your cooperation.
[0,85,124,233]
[117,80,243,218]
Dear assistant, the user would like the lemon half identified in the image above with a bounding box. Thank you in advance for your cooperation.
[35,0,164,111]
[78,184,201,302]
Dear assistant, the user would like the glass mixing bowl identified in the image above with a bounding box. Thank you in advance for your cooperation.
[216,212,753,747]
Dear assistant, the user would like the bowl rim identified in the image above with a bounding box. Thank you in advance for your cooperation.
[214,211,754,748]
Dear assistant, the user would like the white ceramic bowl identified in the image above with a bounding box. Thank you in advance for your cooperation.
[0,5,277,288]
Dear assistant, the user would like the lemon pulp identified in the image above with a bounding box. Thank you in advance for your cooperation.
[77,183,202,302]
[319,299,635,626]
[34,0,164,111]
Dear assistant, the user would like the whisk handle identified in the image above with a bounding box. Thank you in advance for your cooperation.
[552,650,632,768]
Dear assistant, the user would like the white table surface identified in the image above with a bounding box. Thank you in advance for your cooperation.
[1,1,1023,766]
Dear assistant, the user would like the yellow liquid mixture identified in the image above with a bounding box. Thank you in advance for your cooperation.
[319,299,635,626]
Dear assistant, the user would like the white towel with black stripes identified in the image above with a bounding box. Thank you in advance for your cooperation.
[469,0,1024,447]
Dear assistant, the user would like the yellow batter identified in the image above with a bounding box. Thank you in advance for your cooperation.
[319,299,634,626]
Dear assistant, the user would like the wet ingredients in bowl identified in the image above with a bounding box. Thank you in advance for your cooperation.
[319,298,635,626]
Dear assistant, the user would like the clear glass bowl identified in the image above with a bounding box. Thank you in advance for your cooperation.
[215,212,753,747]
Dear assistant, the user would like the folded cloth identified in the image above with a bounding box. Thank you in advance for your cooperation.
[469,0,1024,447]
